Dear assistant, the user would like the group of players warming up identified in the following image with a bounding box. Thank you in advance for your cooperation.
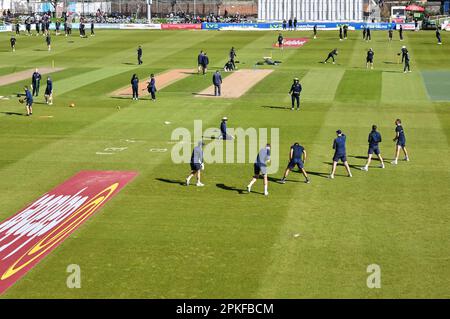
[186,117,410,196]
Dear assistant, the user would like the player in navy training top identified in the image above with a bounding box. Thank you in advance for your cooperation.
[330,129,352,179]
[391,119,409,165]
[361,125,385,171]
[280,142,310,184]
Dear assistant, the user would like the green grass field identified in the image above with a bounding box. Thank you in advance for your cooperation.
[0,29,449,298]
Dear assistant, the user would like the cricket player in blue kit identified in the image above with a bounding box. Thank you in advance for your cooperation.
[186,141,205,186]
[24,86,33,116]
[280,142,310,184]
[361,125,385,171]
[391,119,409,165]
[330,130,352,179]
[247,144,271,196]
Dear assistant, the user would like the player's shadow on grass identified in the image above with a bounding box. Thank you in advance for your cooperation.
[0,111,23,116]
[192,93,215,97]
[260,105,290,110]
[32,49,48,52]
[155,178,185,186]
[323,161,361,170]
[305,171,329,178]
[216,183,246,194]
[122,62,136,65]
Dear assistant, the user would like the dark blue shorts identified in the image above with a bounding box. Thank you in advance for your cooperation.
[254,163,267,176]
[190,163,201,171]
[397,140,406,147]
[333,153,347,162]
[287,159,304,170]
[368,145,380,155]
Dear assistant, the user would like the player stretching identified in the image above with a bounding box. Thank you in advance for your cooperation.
[361,125,385,171]
[391,119,409,165]
[247,144,271,196]
[324,48,338,64]
[280,142,310,184]
[329,130,352,179]
[186,141,205,186]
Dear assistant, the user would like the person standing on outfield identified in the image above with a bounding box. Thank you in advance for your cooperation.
[391,119,409,165]
[25,19,31,35]
[186,141,205,187]
[131,74,139,100]
[362,26,367,40]
[24,86,33,116]
[343,24,348,39]
[202,52,209,75]
[247,144,271,196]
[399,25,403,41]
[277,33,284,50]
[366,48,374,69]
[15,21,20,35]
[280,142,310,184]
[44,76,53,105]
[10,35,16,52]
[366,27,371,41]
[197,50,204,74]
[403,50,411,73]
[388,28,393,41]
[436,27,442,45]
[313,24,317,39]
[91,21,95,36]
[361,125,385,171]
[46,33,51,51]
[329,130,352,179]
[147,74,156,101]
[35,20,40,36]
[401,45,408,63]
[294,17,298,30]
[31,69,41,97]
[212,70,222,96]
[288,18,293,31]
[324,48,338,64]
[55,20,61,35]
[219,117,230,140]
[282,19,287,30]
[289,77,302,111]
[229,47,237,70]
[137,45,143,65]
[339,25,343,41]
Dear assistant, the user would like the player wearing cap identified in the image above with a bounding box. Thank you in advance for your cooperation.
[219,117,233,140]
[186,141,205,186]
[329,130,352,179]
[280,142,310,184]
[247,144,271,196]
[289,77,302,111]
[391,119,409,165]
[361,125,385,171]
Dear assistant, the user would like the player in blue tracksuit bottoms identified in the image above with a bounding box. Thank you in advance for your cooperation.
[436,28,442,44]
[147,74,156,101]
[391,119,409,165]
[213,70,222,96]
[289,77,302,110]
[280,142,310,183]
[330,130,352,179]
[186,141,205,186]
[31,69,41,96]
[44,76,53,105]
[131,74,139,100]
[24,86,33,116]
[247,144,271,196]
[361,125,385,171]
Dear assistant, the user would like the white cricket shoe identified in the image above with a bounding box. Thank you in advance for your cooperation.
[247,185,251,193]
[329,174,334,179]
[186,178,190,186]
[380,163,385,169]
[405,157,410,162]
[264,191,269,196]
[196,182,204,187]
[348,173,353,178]
[360,166,368,171]
[391,160,398,165]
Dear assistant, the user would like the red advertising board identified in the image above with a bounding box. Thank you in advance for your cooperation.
[0,170,137,294]
[273,38,309,48]
[161,23,202,30]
